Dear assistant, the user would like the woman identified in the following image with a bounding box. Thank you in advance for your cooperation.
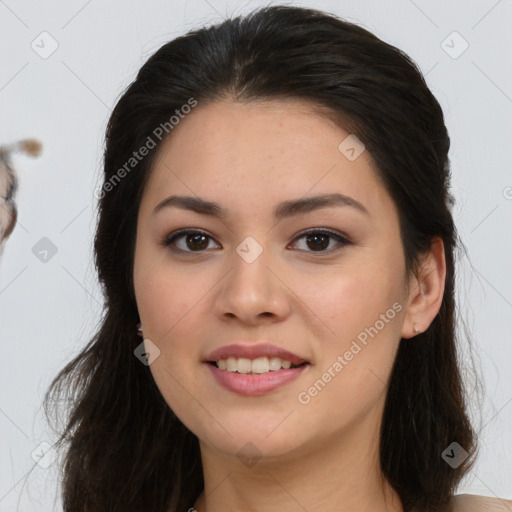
[44,5,511,511]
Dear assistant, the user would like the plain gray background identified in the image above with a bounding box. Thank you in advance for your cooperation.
[0,0,511,509]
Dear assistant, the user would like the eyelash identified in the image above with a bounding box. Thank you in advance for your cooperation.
[161,228,351,255]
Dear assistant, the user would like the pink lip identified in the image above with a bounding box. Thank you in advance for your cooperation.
[205,363,309,396]
[205,343,308,366]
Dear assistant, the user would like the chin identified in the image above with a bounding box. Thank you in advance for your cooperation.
[190,414,305,458]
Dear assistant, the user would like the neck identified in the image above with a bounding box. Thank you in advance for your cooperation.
[193,408,403,512]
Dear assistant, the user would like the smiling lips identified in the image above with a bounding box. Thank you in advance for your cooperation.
[205,343,309,366]
[204,343,311,395]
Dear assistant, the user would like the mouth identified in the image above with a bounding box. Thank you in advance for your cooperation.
[204,356,311,396]
[203,343,311,395]
[206,357,310,374]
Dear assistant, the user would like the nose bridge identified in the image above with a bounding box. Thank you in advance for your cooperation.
[214,233,290,322]
[230,234,273,300]
[235,235,266,266]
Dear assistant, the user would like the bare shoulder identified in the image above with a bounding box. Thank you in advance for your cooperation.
[449,494,512,512]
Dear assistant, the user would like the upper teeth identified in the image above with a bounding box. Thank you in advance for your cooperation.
[216,356,294,373]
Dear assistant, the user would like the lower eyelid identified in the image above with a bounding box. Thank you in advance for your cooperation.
[163,230,218,251]
[289,231,349,252]
[163,229,350,253]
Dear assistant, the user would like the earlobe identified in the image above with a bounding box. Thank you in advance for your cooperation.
[401,237,446,340]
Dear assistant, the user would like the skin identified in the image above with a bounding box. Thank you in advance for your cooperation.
[133,98,446,512]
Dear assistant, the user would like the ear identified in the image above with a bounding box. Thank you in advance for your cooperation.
[401,236,446,339]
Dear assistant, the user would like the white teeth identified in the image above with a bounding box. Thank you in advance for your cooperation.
[269,357,282,371]
[226,357,238,372]
[281,359,292,369]
[236,358,252,374]
[252,357,269,373]
[215,356,297,373]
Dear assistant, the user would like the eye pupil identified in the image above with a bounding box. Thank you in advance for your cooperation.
[307,233,329,251]
[187,233,208,251]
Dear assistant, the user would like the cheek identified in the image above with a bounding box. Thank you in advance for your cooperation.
[292,254,404,407]
[134,254,204,340]
[292,257,403,344]
[134,263,208,423]
[297,289,402,432]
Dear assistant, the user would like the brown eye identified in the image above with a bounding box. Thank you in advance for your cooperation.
[185,233,209,251]
[306,232,330,251]
[290,229,350,253]
[163,229,219,252]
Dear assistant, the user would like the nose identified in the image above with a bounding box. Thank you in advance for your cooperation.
[212,240,291,326]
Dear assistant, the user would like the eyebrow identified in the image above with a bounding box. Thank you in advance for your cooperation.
[152,192,369,220]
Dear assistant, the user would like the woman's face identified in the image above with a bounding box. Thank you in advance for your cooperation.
[133,99,411,461]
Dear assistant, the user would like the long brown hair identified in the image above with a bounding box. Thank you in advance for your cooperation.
[44,6,478,511]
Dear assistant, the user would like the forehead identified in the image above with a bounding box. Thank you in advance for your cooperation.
[156,98,355,169]
[140,99,393,220]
